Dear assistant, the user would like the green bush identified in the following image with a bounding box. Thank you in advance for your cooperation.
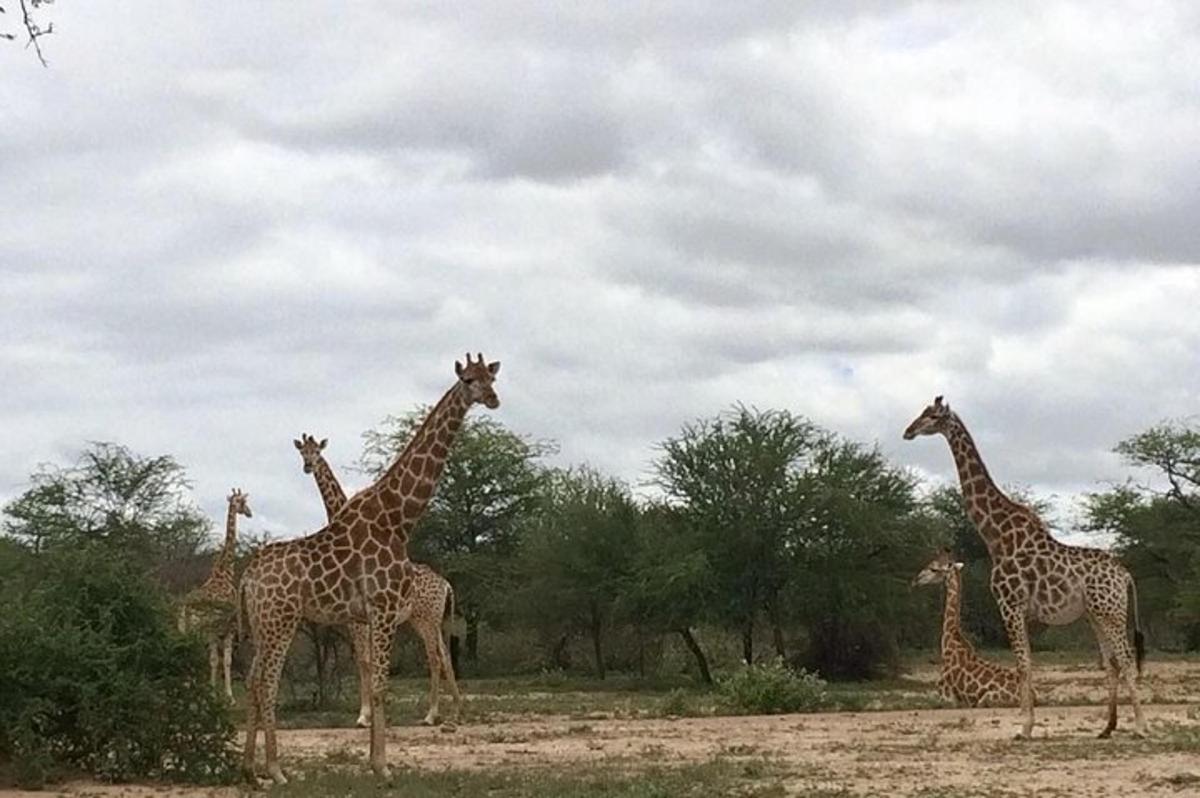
[0,545,237,788]
[716,658,828,715]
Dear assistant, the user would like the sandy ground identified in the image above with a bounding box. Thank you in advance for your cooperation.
[12,660,1200,797]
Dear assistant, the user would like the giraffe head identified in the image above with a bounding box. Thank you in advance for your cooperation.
[903,395,952,440]
[293,433,329,474]
[911,549,962,587]
[228,488,253,518]
[455,352,501,409]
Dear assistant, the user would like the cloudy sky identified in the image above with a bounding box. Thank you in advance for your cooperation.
[3,1,1198,544]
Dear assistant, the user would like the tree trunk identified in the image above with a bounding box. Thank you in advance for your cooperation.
[590,602,605,680]
[550,633,571,670]
[465,614,480,664]
[741,616,755,665]
[678,627,713,685]
[448,634,461,678]
[768,597,786,660]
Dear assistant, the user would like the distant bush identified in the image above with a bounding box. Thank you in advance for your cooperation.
[0,545,237,788]
[716,658,827,714]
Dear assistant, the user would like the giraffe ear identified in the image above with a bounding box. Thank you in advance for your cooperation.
[934,395,944,407]
[293,439,303,450]
[455,360,465,377]
[487,360,501,376]
[319,438,328,450]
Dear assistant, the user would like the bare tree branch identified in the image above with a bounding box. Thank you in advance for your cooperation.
[16,0,50,67]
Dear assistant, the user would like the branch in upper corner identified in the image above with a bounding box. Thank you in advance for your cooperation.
[17,0,52,67]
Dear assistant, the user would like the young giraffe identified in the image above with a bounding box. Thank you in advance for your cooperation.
[179,488,253,700]
[904,396,1145,738]
[293,433,461,727]
[913,550,1024,708]
[240,354,499,784]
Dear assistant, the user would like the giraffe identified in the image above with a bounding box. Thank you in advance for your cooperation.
[904,396,1145,738]
[179,488,253,700]
[293,432,461,727]
[240,354,500,784]
[912,549,1025,708]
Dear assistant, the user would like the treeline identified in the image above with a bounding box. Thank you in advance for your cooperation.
[3,409,1200,699]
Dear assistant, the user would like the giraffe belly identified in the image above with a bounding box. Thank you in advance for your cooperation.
[1030,590,1084,625]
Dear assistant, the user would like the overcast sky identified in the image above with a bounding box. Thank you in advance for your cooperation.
[3,2,1198,544]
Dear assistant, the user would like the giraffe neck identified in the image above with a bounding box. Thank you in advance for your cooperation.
[375,381,471,539]
[212,501,239,577]
[312,455,349,522]
[941,567,968,655]
[942,413,1012,555]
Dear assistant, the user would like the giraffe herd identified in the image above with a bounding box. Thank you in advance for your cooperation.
[177,361,1148,784]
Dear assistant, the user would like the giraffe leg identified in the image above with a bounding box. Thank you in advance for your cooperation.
[241,648,261,781]
[223,631,235,701]
[208,637,221,690]
[349,621,373,728]
[1095,615,1147,737]
[252,615,299,785]
[999,607,1035,739]
[438,630,462,722]
[368,612,403,780]
[1089,617,1118,738]
[418,620,442,726]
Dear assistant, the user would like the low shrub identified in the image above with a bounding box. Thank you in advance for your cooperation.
[716,658,828,715]
[0,546,237,788]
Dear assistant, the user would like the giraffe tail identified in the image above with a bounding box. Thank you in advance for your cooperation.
[1129,575,1145,677]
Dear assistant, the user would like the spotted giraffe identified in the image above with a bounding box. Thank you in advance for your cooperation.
[179,488,252,700]
[294,432,461,726]
[905,396,1145,738]
[240,354,500,784]
[913,550,1025,707]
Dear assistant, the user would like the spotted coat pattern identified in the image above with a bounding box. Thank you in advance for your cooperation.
[179,489,252,700]
[914,551,1024,707]
[240,355,499,784]
[905,397,1145,739]
[294,432,460,727]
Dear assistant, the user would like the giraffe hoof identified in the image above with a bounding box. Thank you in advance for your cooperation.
[1097,729,1113,739]
[420,715,438,726]
[267,766,288,785]
[439,721,458,733]
[355,715,371,728]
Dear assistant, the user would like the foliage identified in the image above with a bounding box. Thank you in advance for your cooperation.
[510,467,639,678]
[2,441,210,565]
[0,544,237,788]
[359,411,555,664]
[716,658,828,715]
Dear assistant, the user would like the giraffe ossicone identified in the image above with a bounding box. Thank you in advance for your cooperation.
[241,354,499,785]
[905,396,1146,739]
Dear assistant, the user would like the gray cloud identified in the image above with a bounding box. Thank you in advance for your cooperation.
[2,2,1199,542]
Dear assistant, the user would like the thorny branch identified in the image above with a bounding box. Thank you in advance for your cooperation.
[1,0,53,66]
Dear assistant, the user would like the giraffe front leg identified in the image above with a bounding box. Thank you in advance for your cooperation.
[241,652,260,782]
[208,637,221,690]
[223,632,235,702]
[1000,606,1035,739]
[349,621,373,728]
[368,614,402,780]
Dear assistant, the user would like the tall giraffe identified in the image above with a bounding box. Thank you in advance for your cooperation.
[293,433,461,727]
[904,396,1145,738]
[179,488,253,700]
[241,354,499,784]
[912,549,1024,707]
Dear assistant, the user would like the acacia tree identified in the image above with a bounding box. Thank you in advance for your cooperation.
[3,442,211,565]
[653,405,819,665]
[511,468,638,679]
[359,411,554,666]
[626,502,716,683]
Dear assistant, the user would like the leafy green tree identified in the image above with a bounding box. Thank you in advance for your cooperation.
[626,503,717,683]
[785,437,933,678]
[359,412,555,665]
[653,405,819,665]
[2,442,210,565]
[510,468,638,678]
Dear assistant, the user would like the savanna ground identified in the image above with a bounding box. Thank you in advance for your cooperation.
[13,653,1200,798]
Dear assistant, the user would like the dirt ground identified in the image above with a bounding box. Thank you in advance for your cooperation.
[13,660,1200,797]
